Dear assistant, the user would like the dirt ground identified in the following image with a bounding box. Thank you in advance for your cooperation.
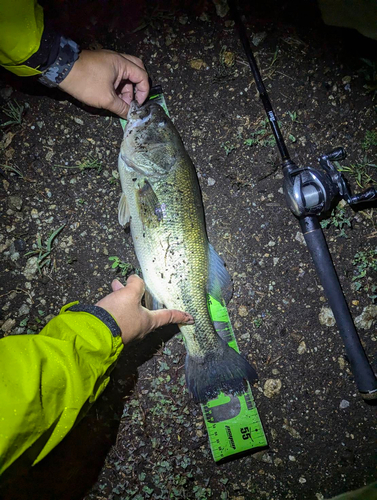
[0,1,376,499]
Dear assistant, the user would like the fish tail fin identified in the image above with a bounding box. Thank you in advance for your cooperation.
[185,340,258,404]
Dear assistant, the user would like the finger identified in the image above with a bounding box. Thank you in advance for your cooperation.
[118,82,134,105]
[111,279,124,292]
[150,308,195,329]
[105,91,130,118]
[118,59,149,105]
[121,54,146,71]
[125,274,145,300]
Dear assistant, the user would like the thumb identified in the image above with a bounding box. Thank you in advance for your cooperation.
[105,92,130,118]
[111,279,124,292]
[150,308,194,329]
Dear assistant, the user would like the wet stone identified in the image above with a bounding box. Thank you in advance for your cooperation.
[318,306,336,327]
[354,305,377,330]
[8,195,23,211]
[1,318,16,333]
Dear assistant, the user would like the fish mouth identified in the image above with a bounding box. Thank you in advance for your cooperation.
[127,100,154,126]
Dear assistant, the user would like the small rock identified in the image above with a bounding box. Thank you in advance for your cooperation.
[31,208,39,219]
[318,306,336,327]
[23,257,39,279]
[189,59,207,70]
[44,314,55,324]
[10,252,20,262]
[222,50,235,67]
[14,239,26,252]
[342,75,351,84]
[1,318,16,333]
[238,305,248,317]
[261,453,273,464]
[207,177,216,186]
[340,399,350,409]
[355,305,377,330]
[283,423,301,439]
[73,117,84,125]
[299,477,307,484]
[18,304,30,316]
[213,0,229,17]
[8,195,23,211]
[297,340,307,355]
[0,86,13,100]
[252,32,267,46]
[295,231,306,245]
[178,15,188,24]
[289,455,296,462]
[338,356,346,370]
[263,379,282,398]
[12,327,26,335]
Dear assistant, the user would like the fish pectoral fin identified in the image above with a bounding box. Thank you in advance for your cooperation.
[118,193,130,227]
[144,287,165,310]
[137,179,164,224]
[207,243,233,305]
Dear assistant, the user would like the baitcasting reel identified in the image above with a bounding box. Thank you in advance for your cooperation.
[283,147,377,218]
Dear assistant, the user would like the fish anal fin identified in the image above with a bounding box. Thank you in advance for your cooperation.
[207,243,233,305]
[118,193,130,227]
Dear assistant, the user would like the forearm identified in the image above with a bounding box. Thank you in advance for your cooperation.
[0,302,123,475]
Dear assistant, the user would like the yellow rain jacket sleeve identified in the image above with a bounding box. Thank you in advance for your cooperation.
[0,302,124,476]
[0,0,44,76]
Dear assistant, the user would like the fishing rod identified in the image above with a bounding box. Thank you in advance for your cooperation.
[228,0,377,400]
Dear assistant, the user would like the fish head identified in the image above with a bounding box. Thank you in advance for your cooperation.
[120,100,180,179]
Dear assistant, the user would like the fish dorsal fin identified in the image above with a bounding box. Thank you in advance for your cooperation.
[144,287,165,310]
[118,193,130,227]
[207,243,233,305]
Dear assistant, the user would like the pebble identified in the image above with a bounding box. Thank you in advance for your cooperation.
[318,306,336,326]
[295,231,306,245]
[31,209,39,219]
[238,305,248,317]
[355,305,377,330]
[340,399,350,409]
[23,257,39,279]
[189,59,207,70]
[0,85,13,99]
[18,304,30,316]
[263,379,282,398]
[207,177,216,186]
[297,340,307,355]
[338,356,346,370]
[73,117,84,125]
[1,318,15,333]
[8,195,23,211]
[299,477,307,484]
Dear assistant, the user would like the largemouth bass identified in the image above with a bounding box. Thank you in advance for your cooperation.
[117,100,257,403]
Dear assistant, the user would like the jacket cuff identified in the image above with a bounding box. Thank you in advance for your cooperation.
[38,35,80,88]
[63,303,121,338]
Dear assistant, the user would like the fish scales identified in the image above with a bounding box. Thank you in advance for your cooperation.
[118,100,257,402]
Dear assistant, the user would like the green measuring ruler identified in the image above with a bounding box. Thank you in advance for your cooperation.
[205,294,267,462]
[119,87,267,462]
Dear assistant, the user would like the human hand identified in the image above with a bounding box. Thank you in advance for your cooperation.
[95,275,194,345]
[58,49,149,118]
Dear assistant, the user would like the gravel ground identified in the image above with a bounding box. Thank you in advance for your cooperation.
[0,1,376,499]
